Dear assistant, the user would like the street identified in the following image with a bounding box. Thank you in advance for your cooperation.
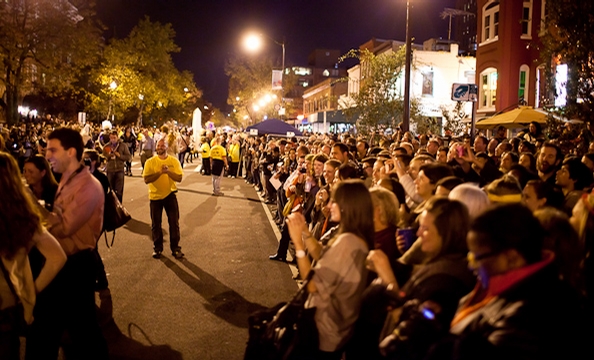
[95,158,298,359]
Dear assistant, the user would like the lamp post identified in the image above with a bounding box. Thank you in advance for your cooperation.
[243,32,286,119]
[137,94,144,127]
[402,0,412,133]
[107,81,117,121]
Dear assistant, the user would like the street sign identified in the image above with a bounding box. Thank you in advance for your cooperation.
[249,129,258,136]
[452,83,478,102]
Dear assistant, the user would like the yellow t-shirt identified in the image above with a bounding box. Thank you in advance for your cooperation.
[229,143,240,162]
[210,145,227,161]
[142,155,183,200]
[200,142,211,158]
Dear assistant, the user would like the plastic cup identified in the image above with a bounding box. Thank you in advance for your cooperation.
[397,228,415,251]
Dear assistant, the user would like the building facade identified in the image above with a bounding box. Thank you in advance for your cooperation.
[476,0,546,116]
[338,38,476,134]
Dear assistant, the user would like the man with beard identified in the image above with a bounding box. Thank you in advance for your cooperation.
[536,142,563,187]
[143,139,184,259]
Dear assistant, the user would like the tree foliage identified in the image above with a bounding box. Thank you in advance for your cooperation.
[339,47,424,136]
[87,17,201,125]
[440,101,470,136]
[540,0,594,121]
[225,54,298,127]
[0,0,103,124]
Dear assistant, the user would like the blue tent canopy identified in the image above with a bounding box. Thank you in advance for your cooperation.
[245,118,303,136]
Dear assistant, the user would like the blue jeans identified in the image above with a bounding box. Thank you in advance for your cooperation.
[150,192,181,253]
[212,168,224,194]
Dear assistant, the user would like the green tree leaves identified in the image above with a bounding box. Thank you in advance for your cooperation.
[88,17,201,125]
[339,47,423,136]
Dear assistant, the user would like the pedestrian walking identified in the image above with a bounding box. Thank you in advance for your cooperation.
[140,128,155,169]
[142,139,184,259]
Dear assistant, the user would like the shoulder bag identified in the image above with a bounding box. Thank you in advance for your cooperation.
[244,270,319,360]
[102,188,132,248]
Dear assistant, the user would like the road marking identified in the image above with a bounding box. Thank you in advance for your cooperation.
[256,192,299,281]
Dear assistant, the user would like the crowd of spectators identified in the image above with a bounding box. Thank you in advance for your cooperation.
[236,122,593,359]
[2,115,594,358]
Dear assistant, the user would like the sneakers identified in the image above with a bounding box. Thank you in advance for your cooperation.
[152,250,162,259]
[172,250,185,259]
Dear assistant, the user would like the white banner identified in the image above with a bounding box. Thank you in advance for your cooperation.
[272,70,283,90]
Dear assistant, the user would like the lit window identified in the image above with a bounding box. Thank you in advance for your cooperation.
[519,65,530,102]
[422,71,433,96]
[539,0,547,35]
[480,68,497,110]
[481,1,500,44]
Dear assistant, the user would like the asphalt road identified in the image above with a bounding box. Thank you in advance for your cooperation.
[95,158,298,359]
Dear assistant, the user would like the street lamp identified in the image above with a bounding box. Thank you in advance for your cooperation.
[107,81,118,121]
[402,0,412,133]
[242,32,286,118]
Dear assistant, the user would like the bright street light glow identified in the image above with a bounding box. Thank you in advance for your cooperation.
[264,94,272,102]
[244,115,249,119]
[243,33,263,52]
[110,81,117,90]
[138,94,144,100]
[235,96,240,101]
[258,99,265,107]
[253,105,260,111]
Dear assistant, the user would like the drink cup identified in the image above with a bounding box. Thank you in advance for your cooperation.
[397,228,415,251]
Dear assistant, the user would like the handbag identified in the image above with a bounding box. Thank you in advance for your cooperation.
[244,270,319,360]
[102,188,132,248]
[0,259,29,336]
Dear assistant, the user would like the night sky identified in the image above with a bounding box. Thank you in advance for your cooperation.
[96,0,456,110]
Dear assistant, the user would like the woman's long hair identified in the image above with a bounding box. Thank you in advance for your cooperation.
[0,152,42,259]
[332,179,375,250]
[425,197,470,259]
[25,154,58,191]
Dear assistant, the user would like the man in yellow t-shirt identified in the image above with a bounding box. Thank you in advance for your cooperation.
[210,137,228,196]
[142,139,184,259]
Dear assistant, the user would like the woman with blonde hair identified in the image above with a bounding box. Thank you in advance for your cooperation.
[0,152,66,359]
[370,187,400,263]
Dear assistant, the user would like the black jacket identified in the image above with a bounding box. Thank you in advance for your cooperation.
[427,261,589,360]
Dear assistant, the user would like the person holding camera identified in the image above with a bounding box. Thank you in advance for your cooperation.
[104,130,131,203]
[143,139,184,259]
